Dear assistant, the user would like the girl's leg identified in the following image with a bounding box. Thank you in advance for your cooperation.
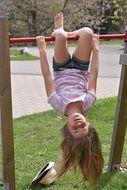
[53,30,70,64]
[52,12,70,64]
[67,29,81,36]
[73,27,93,61]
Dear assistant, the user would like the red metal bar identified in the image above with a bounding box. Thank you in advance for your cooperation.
[10,34,127,43]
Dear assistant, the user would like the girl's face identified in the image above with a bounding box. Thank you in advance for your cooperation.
[67,113,89,139]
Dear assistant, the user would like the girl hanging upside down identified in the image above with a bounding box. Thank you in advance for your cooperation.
[36,12,104,186]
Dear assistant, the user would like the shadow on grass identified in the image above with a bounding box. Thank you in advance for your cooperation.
[30,182,56,189]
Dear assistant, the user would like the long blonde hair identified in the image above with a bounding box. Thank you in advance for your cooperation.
[55,123,104,186]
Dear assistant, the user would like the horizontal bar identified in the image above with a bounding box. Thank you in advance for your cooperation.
[10,34,127,43]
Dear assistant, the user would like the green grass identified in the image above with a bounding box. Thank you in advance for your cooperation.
[47,39,124,48]
[14,97,127,189]
[1,97,127,189]
[100,39,124,45]
[65,39,124,47]
[10,48,39,61]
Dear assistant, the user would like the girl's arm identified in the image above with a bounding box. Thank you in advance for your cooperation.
[36,36,55,97]
[88,34,99,94]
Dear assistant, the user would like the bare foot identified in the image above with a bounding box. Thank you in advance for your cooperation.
[52,12,67,37]
[54,12,63,29]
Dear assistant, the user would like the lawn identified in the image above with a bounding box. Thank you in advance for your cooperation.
[10,39,124,61]
[67,39,124,47]
[10,48,39,61]
[5,97,126,190]
[100,39,124,45]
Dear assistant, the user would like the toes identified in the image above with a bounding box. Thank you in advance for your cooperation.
[54,12,64,29]
[59,12,63,17]
[54,12,63,20]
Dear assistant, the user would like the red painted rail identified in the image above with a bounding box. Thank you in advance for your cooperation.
[10,34,127,43]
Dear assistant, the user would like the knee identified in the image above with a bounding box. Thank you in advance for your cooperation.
[79,27,93,38]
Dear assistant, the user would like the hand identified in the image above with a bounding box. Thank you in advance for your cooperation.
[36,36,46,51]
[92,34,99,51]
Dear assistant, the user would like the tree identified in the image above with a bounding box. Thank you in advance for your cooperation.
[8,0,126,38]
[8,0,68,37]
[62,0,124,34]
[112,0,127,32]
[0,0,9,16]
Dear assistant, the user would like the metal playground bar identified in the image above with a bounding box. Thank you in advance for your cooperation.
[10,33,127,43]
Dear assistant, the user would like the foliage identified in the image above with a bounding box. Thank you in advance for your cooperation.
[0,0,9,16]
[7,0,127,38]
[112,0,127,32]
[62,0,125,34]
[8,0,64,37]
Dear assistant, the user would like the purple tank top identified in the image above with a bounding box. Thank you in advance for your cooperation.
[48,69,96,115]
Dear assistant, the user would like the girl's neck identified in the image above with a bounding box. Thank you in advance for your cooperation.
[65,102,83,117]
